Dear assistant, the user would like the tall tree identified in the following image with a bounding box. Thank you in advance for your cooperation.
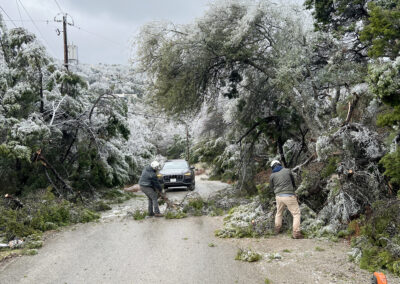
[137,1,314,193]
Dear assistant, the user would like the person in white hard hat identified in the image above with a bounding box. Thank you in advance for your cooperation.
[269,160,303,239]
[138,161,164,217]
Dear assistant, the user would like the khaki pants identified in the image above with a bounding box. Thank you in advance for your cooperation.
[275,195,301,234]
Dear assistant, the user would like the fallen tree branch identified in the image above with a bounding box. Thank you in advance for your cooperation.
[4,194,24,209]
[49,96,66,126]
[292,154,317,172]
[33,149,74,196]
[342,93,360,126]
[236,116,277,144]
[44,168,62,197]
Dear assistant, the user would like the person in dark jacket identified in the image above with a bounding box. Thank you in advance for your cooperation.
[269,160,303,239]
[139,161,163,217]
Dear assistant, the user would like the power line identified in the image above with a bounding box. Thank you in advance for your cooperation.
[71,24,122,47]
[3,19,50,23]
[54,0,63,14]
[15,0,24,28]
[17,0,57,57]
[0,6,17,28]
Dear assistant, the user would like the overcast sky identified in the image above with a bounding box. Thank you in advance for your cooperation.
[1,0,305,65]
[0,0,211,64]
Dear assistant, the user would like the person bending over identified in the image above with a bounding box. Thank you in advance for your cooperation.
[269,160,303,239]
[139,161,164,217]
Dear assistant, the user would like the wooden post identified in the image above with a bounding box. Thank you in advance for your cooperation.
[63,14,68,70]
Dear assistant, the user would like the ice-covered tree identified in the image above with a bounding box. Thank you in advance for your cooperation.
[0,15,159,197]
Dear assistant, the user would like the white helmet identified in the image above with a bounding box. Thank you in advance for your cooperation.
[151,160,160,170]
[270,160,281,168]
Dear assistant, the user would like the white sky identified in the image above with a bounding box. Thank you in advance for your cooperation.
[0,0,211,64]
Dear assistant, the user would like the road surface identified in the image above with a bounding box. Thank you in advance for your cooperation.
[0,176,398,284]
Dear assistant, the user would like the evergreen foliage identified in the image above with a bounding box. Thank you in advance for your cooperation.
[379,148,400,184]
[354,201,400,276]
[361,1,400,59]
[166,135,186,159]
[0,15,164,196]
[304,0,369,33]
[0,190,99,242]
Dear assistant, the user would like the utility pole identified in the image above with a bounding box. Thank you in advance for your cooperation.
[54,13,74,70]
[62,14,68,70]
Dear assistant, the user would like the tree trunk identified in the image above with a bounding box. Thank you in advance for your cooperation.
[61,129,78,164]
[277,136,287,168]
[275,117,287,167]
[35,58,44,114]
[342,93,360,126]
[237,141,258,196]
[331,85,340,116]
[33,150,74,196]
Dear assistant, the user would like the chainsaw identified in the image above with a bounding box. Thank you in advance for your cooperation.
[372,272,387,284]
[157,191,178,209]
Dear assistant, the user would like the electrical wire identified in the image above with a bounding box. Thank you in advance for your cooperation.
[54,0,63,14]
[15,0,24,28]
[3,19,50,23]
[0,6,17,28]
[71,24,122,47]
[17,0,58,58]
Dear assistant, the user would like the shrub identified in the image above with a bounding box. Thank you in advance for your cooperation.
[92,201,112,212]
[132,210,147,220]
[0,193,100,242]
[351,200,400,277]
[235,248,262,262]
[321,157,339,179]
[380,148,400,185]
[165,211,187,219]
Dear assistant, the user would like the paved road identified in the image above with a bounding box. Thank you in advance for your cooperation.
[1,177,398,284]
[0,177,266,284]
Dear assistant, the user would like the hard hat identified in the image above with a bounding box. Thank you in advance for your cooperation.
[151,160,160,170]
[270,160,281,168]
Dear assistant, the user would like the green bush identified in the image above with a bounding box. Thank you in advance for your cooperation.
[351,200,400,277]
[92,201,112,212]
[235,248,262,262]
[103,189,125,200]
[78,209,100,223]
[380,148,400,185]
[0,193,100,242]
[132,210,147,220]
[321,157,339,179]
[360,247,394,272]
[215,224,258,238]
[165,211,187,219]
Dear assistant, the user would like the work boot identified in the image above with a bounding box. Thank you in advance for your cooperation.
[154,213,164,217]
[274,227,281,235]
[292,231,304,239]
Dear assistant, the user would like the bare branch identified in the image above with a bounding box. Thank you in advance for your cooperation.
[49,96,66,126]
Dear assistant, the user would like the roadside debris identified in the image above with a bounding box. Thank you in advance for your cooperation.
[0,239,25,249]
[235,248,262,262]
[266,253,282,260]
[124,184,140,192]
[4,194,24,209]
